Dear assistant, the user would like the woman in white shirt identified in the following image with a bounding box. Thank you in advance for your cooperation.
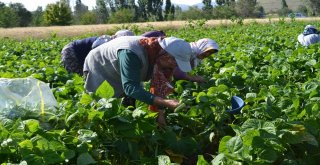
[298,25,320,47]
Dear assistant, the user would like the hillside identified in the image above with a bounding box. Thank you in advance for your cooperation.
[257,0,304,13]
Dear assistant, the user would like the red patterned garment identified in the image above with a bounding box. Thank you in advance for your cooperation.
[149,55,176,111]
[138,37,177,111]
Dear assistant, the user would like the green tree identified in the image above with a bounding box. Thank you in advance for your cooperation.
[137,0,148,21]
[212,5,237,19]
[235,0,257,17]
[179,6,204,20]
[74,0,89,24]
[95,0,109,23]
[216,0,235,6]
[80,11,98,24]
[0,6,19,27]
[43,1,72,26]
[164,0,171,20]
[304,0,320,15]
[106,0,116,13]
[202,0,213,19]
[31,6,44,26]
[9,3,32,27]
[202,0,213,11]
[297,5,308,15]
[136,0,163,21]
[0,2,5,8]
[281,0,288,8]
[169,4,175,20]
[109,8,135,23]
[278,0,291,17]
[153,0,164,21]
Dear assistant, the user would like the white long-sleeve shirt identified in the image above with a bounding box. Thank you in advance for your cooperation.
[297,33,320,47]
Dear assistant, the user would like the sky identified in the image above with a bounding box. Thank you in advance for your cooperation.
[0,0,204,11]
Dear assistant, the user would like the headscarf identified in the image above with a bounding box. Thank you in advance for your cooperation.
[141,30,166,38]
[114,29,135,38]
[139,38,175,111]
[303,25,319,36]
[190,38,219,68]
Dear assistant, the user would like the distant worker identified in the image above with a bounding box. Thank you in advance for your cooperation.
[298,25,320,47]
[61,29,134,75]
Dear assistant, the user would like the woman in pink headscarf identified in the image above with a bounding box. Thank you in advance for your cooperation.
[174,38,219,82]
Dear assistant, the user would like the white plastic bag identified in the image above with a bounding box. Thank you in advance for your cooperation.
[0,77,58,119]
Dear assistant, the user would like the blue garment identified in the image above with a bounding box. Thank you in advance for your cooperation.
[91,35,112,49]
[71,36,98,65]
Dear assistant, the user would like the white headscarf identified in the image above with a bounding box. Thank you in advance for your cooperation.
[190,38,219,67]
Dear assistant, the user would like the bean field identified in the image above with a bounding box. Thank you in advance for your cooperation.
[1,20,320,165]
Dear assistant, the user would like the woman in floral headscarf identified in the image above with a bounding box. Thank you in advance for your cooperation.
[173,38,219,82]
[149,38,219,112]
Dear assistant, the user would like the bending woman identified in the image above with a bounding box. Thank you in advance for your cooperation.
[83,36,193,125]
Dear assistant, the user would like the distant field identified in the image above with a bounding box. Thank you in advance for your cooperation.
[258,0,304,12]
[1,17,320,40]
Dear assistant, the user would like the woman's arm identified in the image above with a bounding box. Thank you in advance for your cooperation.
[118,49,181,109]
[118,49,155,104]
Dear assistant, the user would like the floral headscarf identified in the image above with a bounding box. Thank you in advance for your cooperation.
[190,38,219,68]
[139,38,175,111]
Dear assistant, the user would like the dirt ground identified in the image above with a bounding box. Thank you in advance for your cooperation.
[1,17,320,40]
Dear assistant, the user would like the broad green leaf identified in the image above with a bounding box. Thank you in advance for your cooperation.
[301,132,318,146]
[80,93,93,105]
[256,148,278,163]
[211,153,225,165]
[44,152,63,164]
[61,149,76,160]
[197,155,210,165]
[19,139,33,149]
[196,92,207,103]
[306,59,317,66]
[95,80,114,99]
[242,119,276,135]
[49,140,66,151]
[242,129,260,146]
[66,110,79,126]
[35,138,50,151]
[77,152,96,165]
[245,93,256,102]
[25,119,40,133]
[23,154,44,164]
[227,136,243,154]
[218,136,232,154]
[78,129,97,142]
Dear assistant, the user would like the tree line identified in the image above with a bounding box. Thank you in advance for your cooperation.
[0,0,319,28]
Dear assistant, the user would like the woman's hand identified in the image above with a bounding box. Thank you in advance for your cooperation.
[188,75,206,83]
[153,96,180,110]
